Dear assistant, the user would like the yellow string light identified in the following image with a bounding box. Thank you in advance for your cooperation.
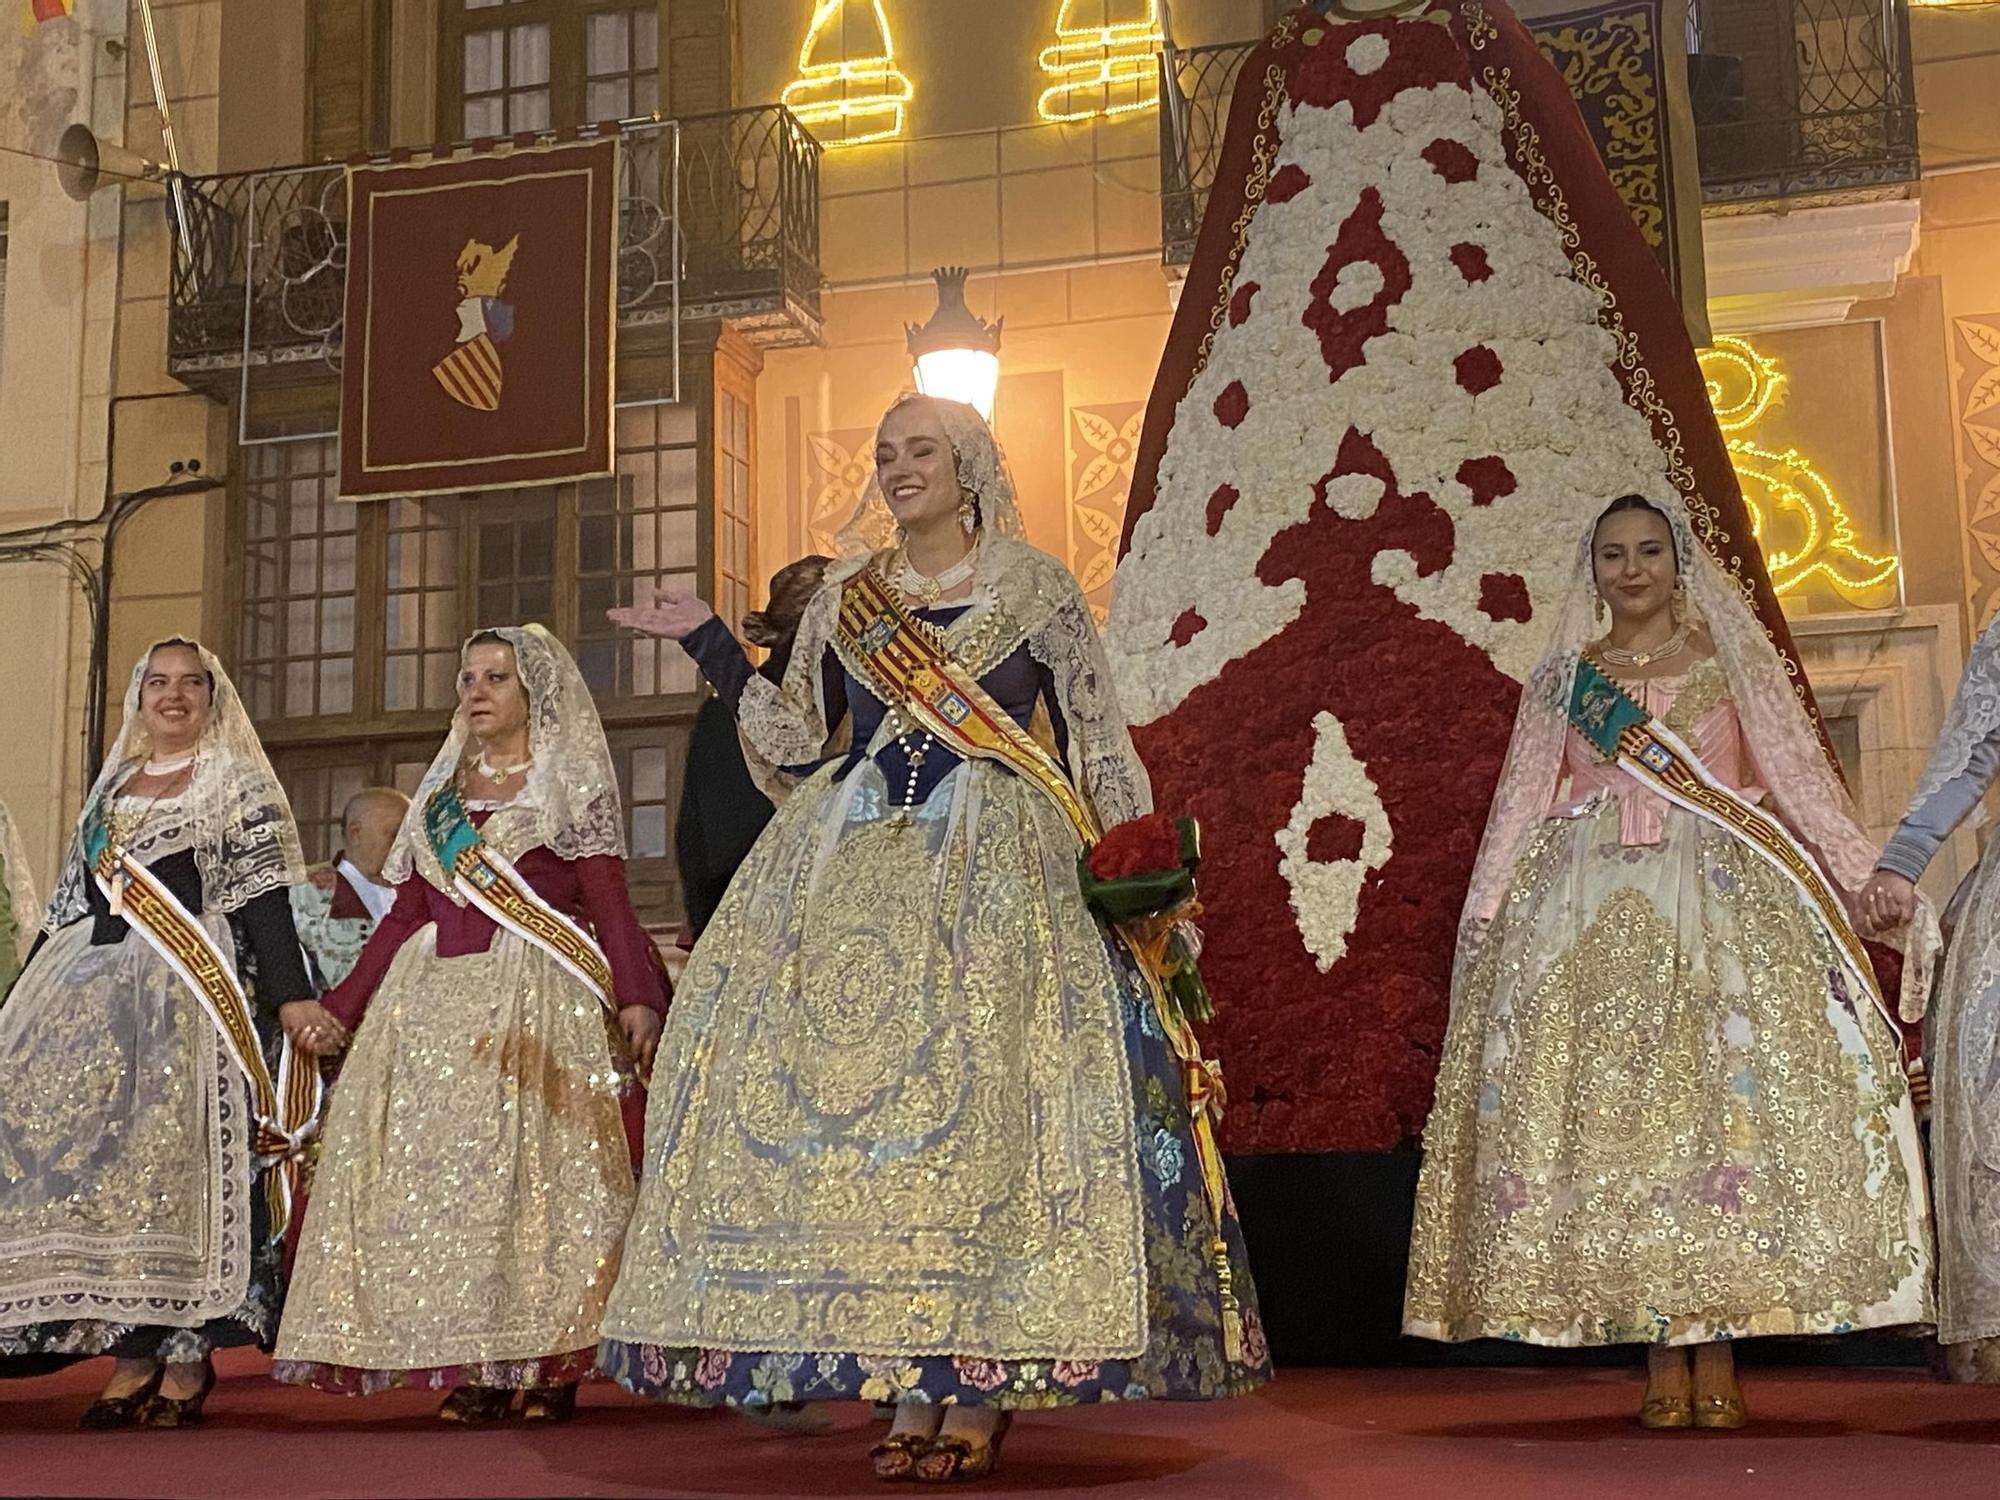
[1037,1,1167,124]
[1698,334,1900,602]
[781,0,914,147]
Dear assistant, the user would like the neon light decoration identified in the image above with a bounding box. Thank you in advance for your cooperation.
[781,0,914,147]
[1699,334,1900,603]
[1037,0,1167,123]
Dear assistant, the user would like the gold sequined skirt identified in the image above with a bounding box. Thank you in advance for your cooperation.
[1405,802,1932,1346]
[276,926,634,1374]
[602,759,1149,1362]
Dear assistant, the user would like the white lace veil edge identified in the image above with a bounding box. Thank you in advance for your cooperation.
[0,800,42,949]
[1906,609,2000,816]
[1455,490,1938,1023]
[831,393,1027,559]
[382,624,627,901]
[44,639,306,931]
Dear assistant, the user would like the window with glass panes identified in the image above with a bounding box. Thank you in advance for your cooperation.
[716,386,754,630]
[233,394,712,920]
[444,0,660,139]
[237,439,357,721]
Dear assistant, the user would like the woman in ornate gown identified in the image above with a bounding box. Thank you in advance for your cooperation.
[602,393,1268,1484]
[273,625,666,1424]
[1862,613,2000,1383]
[0,639,333,1427]
[1405,496,1934,1428]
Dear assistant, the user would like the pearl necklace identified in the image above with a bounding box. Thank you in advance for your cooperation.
[475,751,534,786]
[1598,622,1690,670]
[894,541,979,608]
[880,705,934,818]
[142,750,197,777]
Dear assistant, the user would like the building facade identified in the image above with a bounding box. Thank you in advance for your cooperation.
[2,0,1999,925]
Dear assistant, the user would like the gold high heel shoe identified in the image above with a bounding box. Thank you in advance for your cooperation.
[914,1412,1012,1484]
[1693,1392,1749,1429]
[1638,1393,1693,1430]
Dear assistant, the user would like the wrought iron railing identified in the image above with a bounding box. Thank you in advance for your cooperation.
[678,105,822,340]
[1159,41,1258,267]
[1158,0,1919,262]
[167,104,823,377]
[1686,0,1917,202]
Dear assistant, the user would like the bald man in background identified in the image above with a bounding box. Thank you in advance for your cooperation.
[291,787,409,989]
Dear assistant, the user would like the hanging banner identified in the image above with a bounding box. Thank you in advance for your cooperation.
[339,138,617,501]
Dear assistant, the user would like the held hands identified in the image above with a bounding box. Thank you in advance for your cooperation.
[1858,870,1918,936]
[278,999,350,1057]
[606,588,715,643]
[618,1004,663,1079]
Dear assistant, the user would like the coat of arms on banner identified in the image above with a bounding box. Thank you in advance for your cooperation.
[433,235,521,411]
[340,139,617,501]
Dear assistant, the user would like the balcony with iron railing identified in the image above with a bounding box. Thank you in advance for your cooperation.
[1159,0,1919,262]
[166,104,824,395]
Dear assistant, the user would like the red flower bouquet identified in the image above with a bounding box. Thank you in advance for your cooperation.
[1079,814,1213,1023]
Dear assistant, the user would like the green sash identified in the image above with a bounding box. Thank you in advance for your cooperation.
[422,784,615,1012]
[85,814,321,1234]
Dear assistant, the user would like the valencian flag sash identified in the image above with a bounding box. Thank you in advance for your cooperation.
[421,783,616,1014]
[832,565,1102,845]
[832,565,1246,1359]
[85,820,321,1235]
[1568,658,1914,1062]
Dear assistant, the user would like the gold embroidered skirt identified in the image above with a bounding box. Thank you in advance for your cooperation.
[1405,802,1932,1346]
[0,917,255,1333]
[275,926,634,1385]
[602,759,1151,1363]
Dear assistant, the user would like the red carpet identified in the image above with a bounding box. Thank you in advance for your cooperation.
[2,1352,1997,1498]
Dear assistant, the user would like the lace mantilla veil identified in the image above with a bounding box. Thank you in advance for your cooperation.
[1456,489,1938,1026]
[830,393,1028,558]
[44,639,306,930]
[384,623,627,901]
[0,799,43,943]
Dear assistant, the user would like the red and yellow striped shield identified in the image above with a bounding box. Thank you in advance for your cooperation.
[432,331,504,412]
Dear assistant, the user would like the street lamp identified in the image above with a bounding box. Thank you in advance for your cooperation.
[907,266,1002,421]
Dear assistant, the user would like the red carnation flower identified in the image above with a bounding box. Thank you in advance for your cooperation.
[1088,813,1187,881]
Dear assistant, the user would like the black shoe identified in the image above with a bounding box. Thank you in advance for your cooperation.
[79,1367,164,1431]
[135,1363,216,1429]
[519,1384,579,1424]
[437,1384,515,1425]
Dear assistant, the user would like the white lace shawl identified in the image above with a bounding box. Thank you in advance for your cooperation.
[44,641,306,930]
[0,799,40,955]
[734,538,1152,832]
[1457,489,1938,1024]
[384,624,627,902]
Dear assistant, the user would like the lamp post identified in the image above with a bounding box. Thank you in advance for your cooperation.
[906,266,1003,421]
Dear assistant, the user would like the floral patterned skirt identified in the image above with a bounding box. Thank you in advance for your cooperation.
[599,940,1270,1409]
[1405,802,1933,1346]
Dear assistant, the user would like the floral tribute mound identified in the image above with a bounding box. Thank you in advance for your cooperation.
[1107,0,1808,1152]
